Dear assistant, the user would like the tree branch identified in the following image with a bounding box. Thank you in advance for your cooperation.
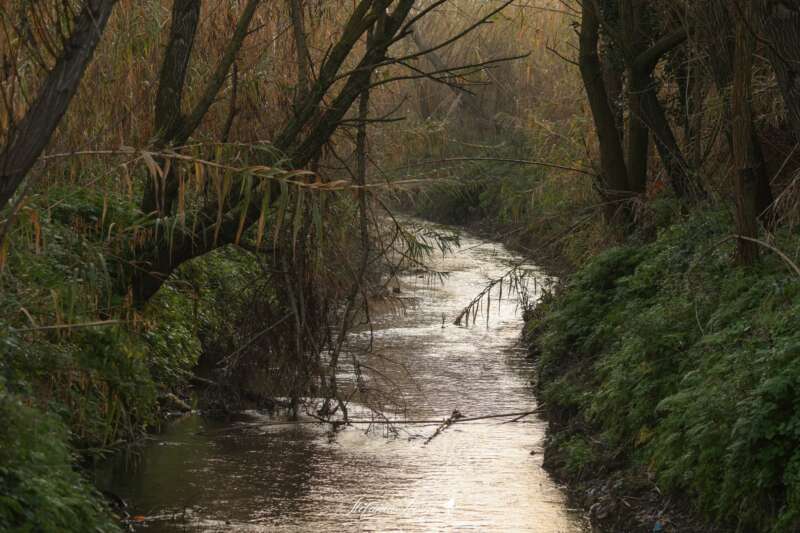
[632,27,688,75]
[0,0,118,208]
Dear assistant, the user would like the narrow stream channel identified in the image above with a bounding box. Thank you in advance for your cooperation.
[98,228,586,532]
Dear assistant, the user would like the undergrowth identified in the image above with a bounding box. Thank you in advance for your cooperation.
[530,210,800,532]
[0,392,117,532]
[0,187,259,530]
[402,121,608,267]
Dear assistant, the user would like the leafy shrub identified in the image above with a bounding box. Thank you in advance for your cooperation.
[0,187,210,528]
[0,390,118,532]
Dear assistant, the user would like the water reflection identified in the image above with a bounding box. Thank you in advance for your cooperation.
[100,228,586,532]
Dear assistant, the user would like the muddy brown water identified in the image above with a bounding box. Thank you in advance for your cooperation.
[98,228,587,532]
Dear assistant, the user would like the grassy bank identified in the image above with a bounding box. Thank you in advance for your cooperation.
[525,211,800,532]
[0,187,263,530]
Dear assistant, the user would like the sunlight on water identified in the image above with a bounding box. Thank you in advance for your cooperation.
[98,227,586,532]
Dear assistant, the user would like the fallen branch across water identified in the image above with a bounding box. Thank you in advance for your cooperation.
[424,409,465,444]
[206,410,542,429]
[197,410,543,439]
[352,410,540,427]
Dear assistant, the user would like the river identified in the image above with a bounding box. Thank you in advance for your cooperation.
[97,227,586,532]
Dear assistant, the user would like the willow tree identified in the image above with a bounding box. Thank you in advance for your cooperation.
[130,0,423,303]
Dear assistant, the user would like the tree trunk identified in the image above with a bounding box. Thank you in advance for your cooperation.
[757,0,800,140]
[578,1,631,227]
[601,47,625,138]
[153,0,201,143]
[599,0,700,200]
[732,0,761,264]
[142,0,260,216]
[622,0,650,194]
[702,0,774,222]
[142,0,201,216]
[626,70,650,194]
[288,0,311,102]
[0,0,118,208]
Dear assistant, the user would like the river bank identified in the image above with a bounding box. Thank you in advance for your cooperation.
[0,186,324,530]
[518,211,800,533]
[436,217,715,533]
[410,194,800,532]
[405,147,800,530]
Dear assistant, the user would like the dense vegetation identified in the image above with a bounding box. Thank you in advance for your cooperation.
[3,0,800,531]
[527,211,800,531]
[0,188,260,530]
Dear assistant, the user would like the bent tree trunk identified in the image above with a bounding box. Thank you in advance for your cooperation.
[628,24,703,201]
[132,0,417,304]
[0,0,118,208]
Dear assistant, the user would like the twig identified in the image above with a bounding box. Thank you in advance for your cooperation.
[394,157,596,177]
[733,235,800,278]
[11,320,123,332]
